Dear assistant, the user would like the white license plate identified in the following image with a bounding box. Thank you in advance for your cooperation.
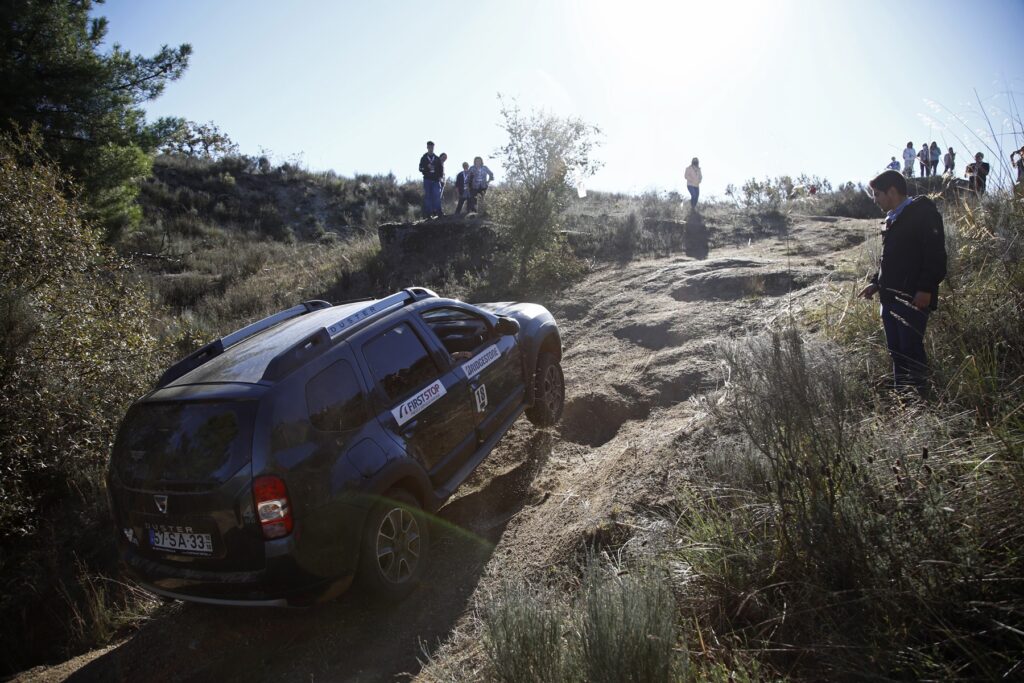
[149,529,214,555]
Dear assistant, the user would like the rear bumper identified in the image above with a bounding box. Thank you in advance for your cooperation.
[140,581,291,607]
[118,532,357,607]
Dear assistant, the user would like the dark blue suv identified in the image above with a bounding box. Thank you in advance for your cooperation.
[107,287,564,606]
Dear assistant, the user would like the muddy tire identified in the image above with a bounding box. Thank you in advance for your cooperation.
[357,489,429,601]
[526,352,565,426]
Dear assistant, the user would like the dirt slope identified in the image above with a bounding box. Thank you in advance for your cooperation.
[15,215,874,683]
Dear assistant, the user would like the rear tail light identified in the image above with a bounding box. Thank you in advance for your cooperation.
[253,475,293,539]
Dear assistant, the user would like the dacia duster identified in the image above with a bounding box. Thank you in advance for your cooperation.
[107,287,564,605]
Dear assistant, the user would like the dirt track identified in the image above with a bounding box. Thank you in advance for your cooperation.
[17,215,875,682]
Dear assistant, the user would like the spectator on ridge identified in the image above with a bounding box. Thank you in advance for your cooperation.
[685,157,702,209]
[419,141,442,218]
[903,141,917,176]
[918,142,930,177]
[454,161,471,215]
[929,142,941,176]
[887,156,901,171]
[965,152,990,195]
[859,169,947,396]
[436,153,448,217]
[943,147,956,176]
[1011,145,1024,185]
[467,156,494,212]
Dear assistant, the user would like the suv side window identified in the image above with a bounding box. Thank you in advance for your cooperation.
[420,307,495,359]
[305,359,367,432]
[363,323,439,401]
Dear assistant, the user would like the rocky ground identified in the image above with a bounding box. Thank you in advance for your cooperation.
[16,214,876,683]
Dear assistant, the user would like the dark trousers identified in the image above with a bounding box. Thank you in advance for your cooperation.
[455,195,468,214]
[687,185,699,208]
[468,186,487,212]
[881,300,930,393]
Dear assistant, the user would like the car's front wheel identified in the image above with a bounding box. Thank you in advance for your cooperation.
[357,489,429,601]
[526,351,565,426]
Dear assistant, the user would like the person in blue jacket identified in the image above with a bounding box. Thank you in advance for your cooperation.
[859,169,947,395]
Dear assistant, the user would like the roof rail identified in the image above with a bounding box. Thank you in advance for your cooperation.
[261,287,437,382]
[155,299,332,388]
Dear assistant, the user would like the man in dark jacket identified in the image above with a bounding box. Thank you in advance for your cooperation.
[454,161,470,214]
[859,169,947,394]
[419,141,442,218]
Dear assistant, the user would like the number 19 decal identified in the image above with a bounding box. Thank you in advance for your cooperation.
[474,384,488,412]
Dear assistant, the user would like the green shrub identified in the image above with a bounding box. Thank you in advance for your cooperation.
[579,566,679,683]
[679,318,1024,679]
[0,132,162,672]
[814,181,880,218]
[492,98,601,288]
[482,581,572,683]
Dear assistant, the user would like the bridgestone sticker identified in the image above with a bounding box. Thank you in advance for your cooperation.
[392,379,447,426]
[461,345,501,379]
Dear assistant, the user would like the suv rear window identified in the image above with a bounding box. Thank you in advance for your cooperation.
[363,323,439,401]
[113,402,256,487]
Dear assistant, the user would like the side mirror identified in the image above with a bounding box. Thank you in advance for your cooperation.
[495,317,520,336]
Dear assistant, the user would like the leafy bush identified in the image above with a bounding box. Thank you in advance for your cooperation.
[579,566,678,683]
[492,97,601,288]
[678,315,1024,679]
[483,581,572,683]
[0,133,162,672]
[814,181,881,219]
[481,565,679,683]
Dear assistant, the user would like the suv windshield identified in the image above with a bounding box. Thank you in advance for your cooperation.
[113,402,256,488]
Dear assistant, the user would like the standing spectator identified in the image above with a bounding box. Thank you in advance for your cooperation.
[887,156,901,171]
[1011,145,1024,185]
[858,169,947,395]
[918,142,930,177]
[467,156,494,212]
[454,161,471,215]
[436,153,448,216]
[685,157,702,209]
[419,141,442,218]
[902,141,917,176]
[929,142,941,176]
[965,152,991,195]
[943,147,956,176]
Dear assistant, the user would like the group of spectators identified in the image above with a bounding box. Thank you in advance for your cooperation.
[418,141,494,218]
[886,141,993,194]
[889,141,951,178]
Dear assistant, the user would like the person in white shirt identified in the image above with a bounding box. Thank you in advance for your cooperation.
[902,142,917,177]
[684,157,702,208]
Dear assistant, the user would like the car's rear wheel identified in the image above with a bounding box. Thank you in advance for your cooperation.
[358,489,429,601]
[526,351,565,426]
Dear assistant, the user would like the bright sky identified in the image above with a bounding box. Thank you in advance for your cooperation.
[98,0,1024,197]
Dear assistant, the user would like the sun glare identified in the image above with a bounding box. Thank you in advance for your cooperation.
[570,0,781,85]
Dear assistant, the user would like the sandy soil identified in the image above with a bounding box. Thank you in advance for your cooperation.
[14,214,876,683]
